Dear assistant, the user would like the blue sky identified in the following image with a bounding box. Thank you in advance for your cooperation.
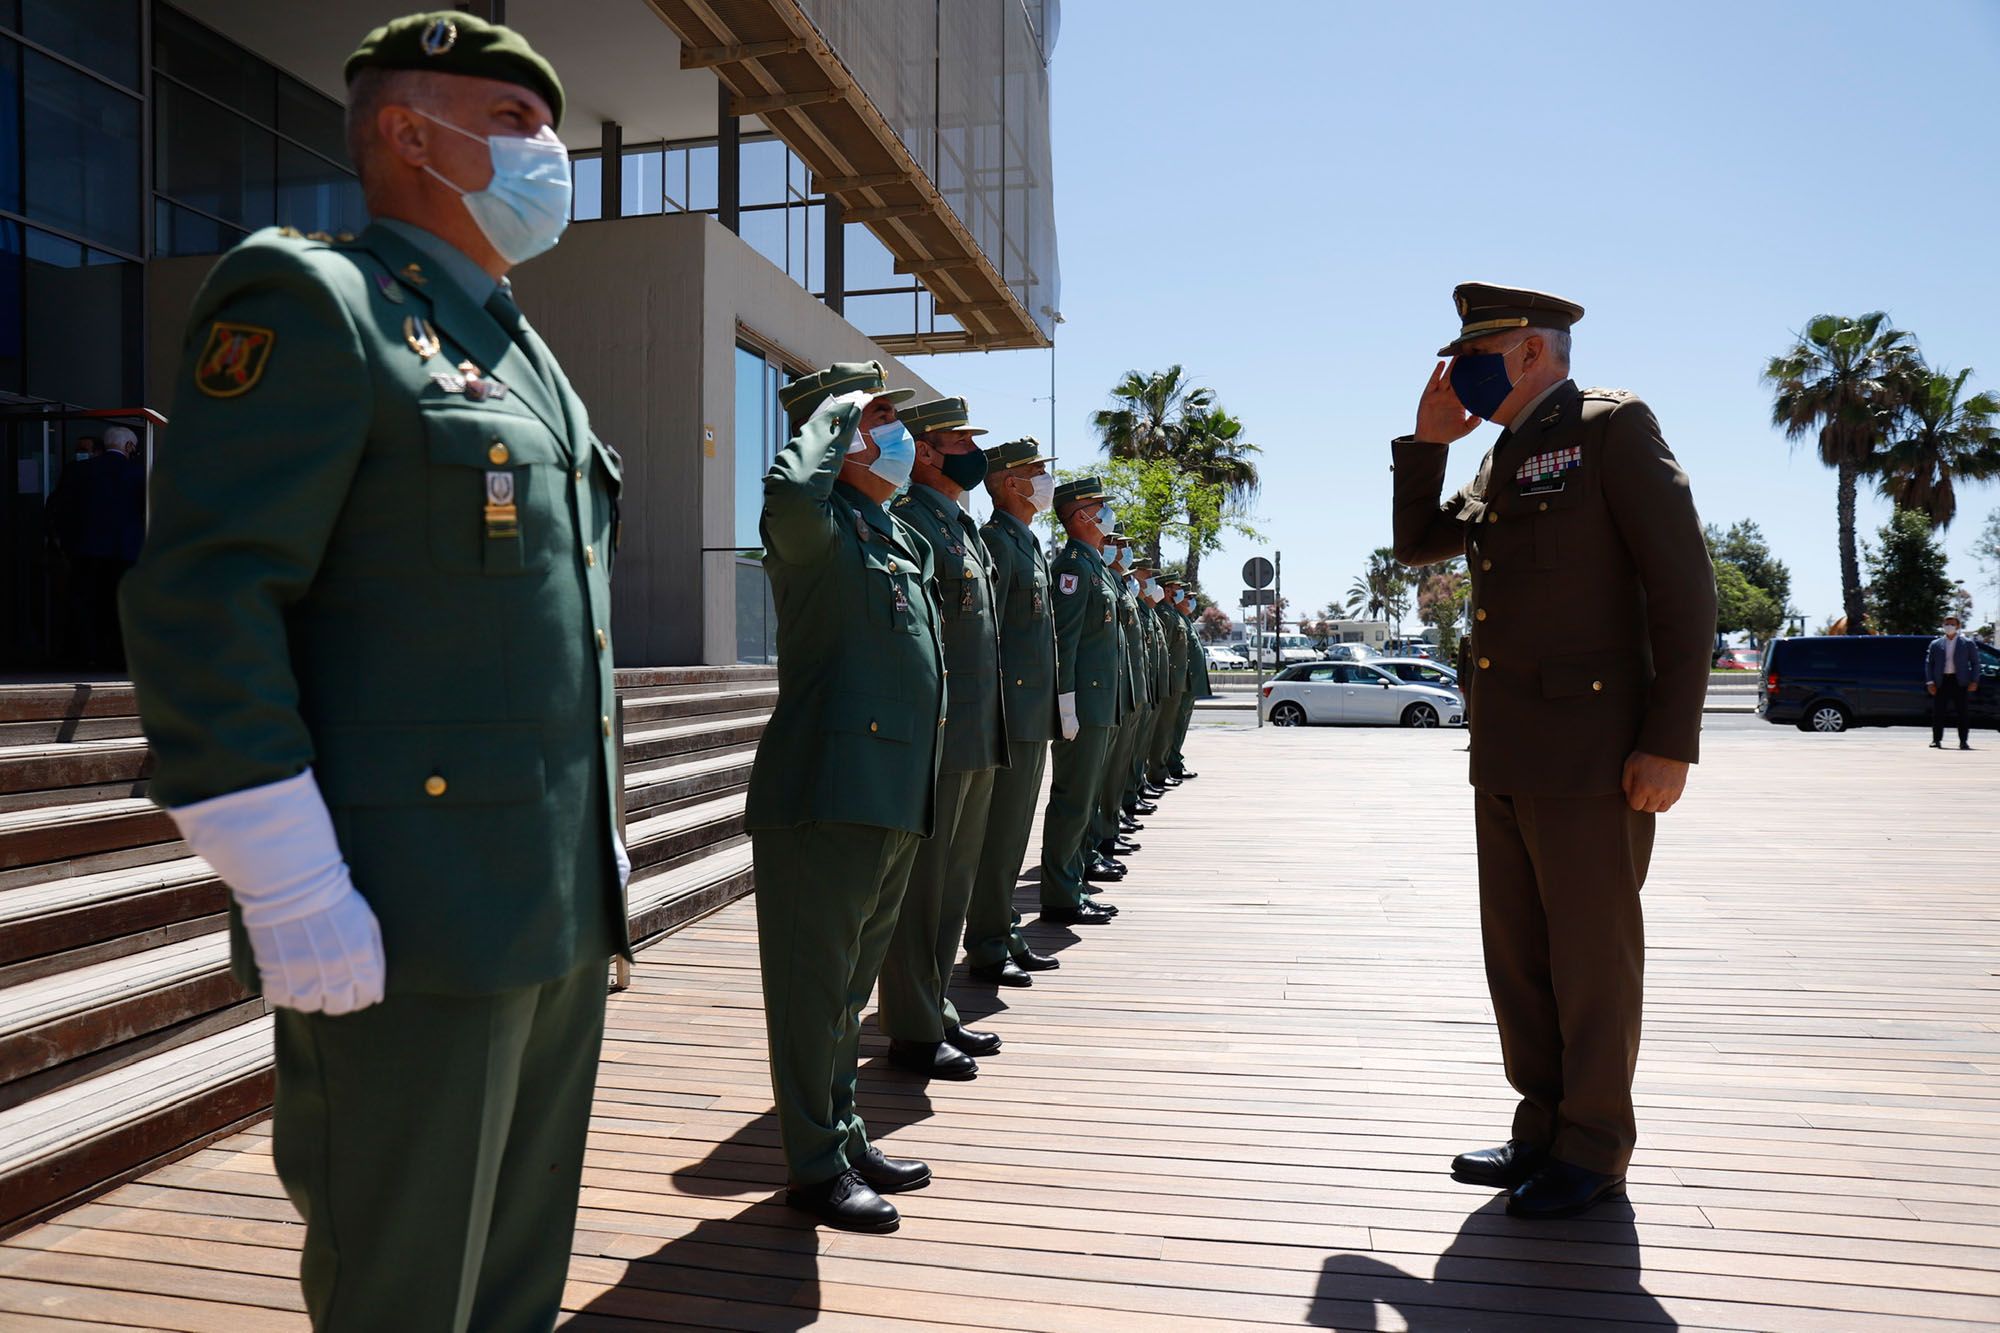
[911,0,2000,633]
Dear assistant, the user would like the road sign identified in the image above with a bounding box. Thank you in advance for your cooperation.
[1239,589,1276,606]
[1243,557,1275,589]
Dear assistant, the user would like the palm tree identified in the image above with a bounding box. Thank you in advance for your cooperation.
[1093,366,1214,567]
[1175,406,1260,591]
[1347,548,1407,637]
[1873,366,2000,531]
[1763,313,1921,633]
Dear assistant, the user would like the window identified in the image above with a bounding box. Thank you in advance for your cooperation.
[730,342,795,664]
[21,47,142,254]
[1305,666,1339,683]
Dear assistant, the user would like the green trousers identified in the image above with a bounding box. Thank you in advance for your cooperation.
[1040,723,1111,909]
[754,821,920,1185]
[1170,687,1196,767]
[878,766,996,1041]
[1094,708,1145,846]
[271,958,607,1333]
[964,737,1046,967]
[1149,688,1185,777]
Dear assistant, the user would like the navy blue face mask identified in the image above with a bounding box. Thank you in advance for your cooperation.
[1449,342,1525,421]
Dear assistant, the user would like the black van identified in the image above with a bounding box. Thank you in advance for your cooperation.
[1759,635,2000,732]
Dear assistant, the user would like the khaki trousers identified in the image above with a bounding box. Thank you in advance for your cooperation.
[1474,789,1654,1174]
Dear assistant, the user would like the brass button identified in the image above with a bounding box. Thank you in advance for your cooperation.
[1478,657,1492,670]
[584,545,597,567]
[870,720,879,733]
[595,628,607,651]
[1538,501,1549,512]
[424,775,448,797]
[1015,677,1024,685]
[1487,513,1499,524]
[487,442,509,465]
[1591,680,1603,692]
[1475,609,1487,622]
[1481,559,1493,571]
[573,467,583,482]
[601,715,612,737]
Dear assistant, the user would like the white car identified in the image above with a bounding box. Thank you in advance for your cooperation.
[1204,644,1248,668]
[1259,660,1465,728]
[1372,656,1460,690]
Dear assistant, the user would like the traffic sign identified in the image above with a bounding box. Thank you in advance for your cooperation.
[1242,557,1275,589]
[1239,589,1276,606]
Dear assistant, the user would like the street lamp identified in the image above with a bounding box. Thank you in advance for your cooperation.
[1037,306,1064,460]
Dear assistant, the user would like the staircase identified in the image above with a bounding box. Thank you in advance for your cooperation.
[0,667,774,1234]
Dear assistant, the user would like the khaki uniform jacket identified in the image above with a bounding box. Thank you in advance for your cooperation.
[122,223,626,995]
[747,407,946,833]
[892,484,1007,773]
[1391,380,1716,797]
[980,511,1060,744]
[1051,539,1125,727]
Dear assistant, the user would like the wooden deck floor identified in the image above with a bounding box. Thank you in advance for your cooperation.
[3,719,1999,1331]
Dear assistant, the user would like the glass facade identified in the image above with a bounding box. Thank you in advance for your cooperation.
[728,342,794,664]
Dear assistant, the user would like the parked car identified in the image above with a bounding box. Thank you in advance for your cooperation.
[1374,656,1459,690]
[1714,646,1762,670]
[1204,644,1248,668]
[1759,635,2000,732]
[1387,639,1436,659]
[1260,660,1465,728]
[1317,642,1381,664]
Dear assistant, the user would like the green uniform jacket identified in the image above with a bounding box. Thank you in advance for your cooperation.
[891,484,1006,773]
[980,511,1059,744]
[1146,602,1176,700]
[1115,578,1145,710]
[122,223,626,996]
[1050,539,1124,727]
[1391,380,1716,797]
[1164,603,1191,687]
[1183,609,1214,696]
[747,406,946,834]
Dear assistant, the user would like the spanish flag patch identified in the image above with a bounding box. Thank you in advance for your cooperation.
[194,321,276,398]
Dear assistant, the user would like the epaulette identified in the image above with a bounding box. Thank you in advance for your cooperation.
[1580,386,1636,403]
[891,493,913,508]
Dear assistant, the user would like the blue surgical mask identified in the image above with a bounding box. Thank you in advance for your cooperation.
[862,420,916,491]
[1449,340,1525,421]
[419,112,573,264]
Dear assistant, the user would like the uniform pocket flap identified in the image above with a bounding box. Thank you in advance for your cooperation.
[590,433,623,486]
[315,723,548,806]
[1541,655,1643,699]
[421,404,562,467]
[827,696,913,744]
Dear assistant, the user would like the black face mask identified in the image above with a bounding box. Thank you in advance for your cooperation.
[939,447,989,490]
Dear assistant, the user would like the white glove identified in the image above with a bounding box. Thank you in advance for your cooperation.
[1058,691,1080,741]
[810,388,880,451]
[613,830,632,889]
[168,769,385,1016]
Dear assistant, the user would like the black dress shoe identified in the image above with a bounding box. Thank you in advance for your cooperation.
[1119,816,1144,833]
[1158,775,1181,787]
[1085,858,1126,883]
[1112,836,1142,855]
[1141,784,1166,798]
[853,1146,931,1194]
[1013,949,1059,972]
[969,957,1032,987]
[1094,838,1124,858]
[1450,1140,1546,1188]
[1171,767,1198,780]
[1040,902,1116,925]
[1130,799,1158,815]
[1507,1159,1626,1219]
[787,1169,899,1232]
[1931,740,1943,748]
[886,1039,978,1080]
[946,1025,1002,1056]
[1962,741,1974,750]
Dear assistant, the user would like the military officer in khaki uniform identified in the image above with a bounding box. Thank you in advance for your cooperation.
[878,397,1008,1079]
[748,361,943,1233]
[1391,282,1716,1219]
[964,438,1065,986]
[121,15,624,1327]
[1038,481,1121,925]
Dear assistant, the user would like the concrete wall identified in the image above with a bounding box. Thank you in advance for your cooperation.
[144,215,937,668]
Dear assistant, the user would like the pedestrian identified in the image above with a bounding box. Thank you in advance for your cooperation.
[1037,480,1122,926]
[120,13,627,1327]
[877,396,1009,1080]
[963,437,1064,986]
[48,424,146,668]
[1927,615,1979,750]
[746,360,943,1233]
[1391,282,1716,1219]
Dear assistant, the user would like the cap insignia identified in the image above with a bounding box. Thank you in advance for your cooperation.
[421,18,458,56]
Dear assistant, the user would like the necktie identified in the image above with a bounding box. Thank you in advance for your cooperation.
[484,283,563,408]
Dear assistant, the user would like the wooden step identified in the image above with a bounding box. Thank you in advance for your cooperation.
[619,684,779,727]
[622,713,769,764]
[614,665,776,690]
[623,744,756,818]
[0,715,146,746]
[0,800,178,875]
[625,791,745,874]
[0,684,139,726]
[626,839,754,948]
[0,741,152,798]
[0,856,223,978]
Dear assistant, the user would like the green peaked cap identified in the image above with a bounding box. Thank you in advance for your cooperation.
[899,396,987,438]
[1438,281,1585,355]
[776,360,917,430]
[983,436,1054,470]
[1052,477,1106,508]
[346,12,566,129]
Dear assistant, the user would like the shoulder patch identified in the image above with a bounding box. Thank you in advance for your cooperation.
[194,322,276,398]
[1058,572,1079,595]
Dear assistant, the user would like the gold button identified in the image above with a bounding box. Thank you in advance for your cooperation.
[1475,609,1487,622]
[1478,657,1491,670]
[584,546,597,567]
[1592,680,1603,692]
[1481,559,1493,571]
[595,628,607,651]
[424,775,447,797]
[1538,501,1549,512]
[488,442,509,465]
[601,715,612,737]
[1487,513,1499,524]
[573,467,583,482]
[870,721,879,733]
[1015,678,1024,685]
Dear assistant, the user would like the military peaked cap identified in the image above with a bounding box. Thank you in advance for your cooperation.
[1053,477,1106,509]
[346,12,566,128]
[1439,282,1585,355]
[776,360,917,429]
[899,396,987,438]
[1159,566,1186,585]
[983,436,1053,471]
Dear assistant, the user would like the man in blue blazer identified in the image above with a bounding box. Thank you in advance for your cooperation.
[1926,617,1980,750]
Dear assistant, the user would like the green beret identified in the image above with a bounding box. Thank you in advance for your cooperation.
[983,436,1053,471]
[1439,281,1584,355]
[346,12,566,130]
[900,396,987,439]
[777,360,916,429]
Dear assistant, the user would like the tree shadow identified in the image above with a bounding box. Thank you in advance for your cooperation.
[1307,1197,1677,1331]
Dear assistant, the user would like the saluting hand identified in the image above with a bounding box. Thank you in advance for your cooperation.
[1622,751,1689,815]
[1414,360,1483,445]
